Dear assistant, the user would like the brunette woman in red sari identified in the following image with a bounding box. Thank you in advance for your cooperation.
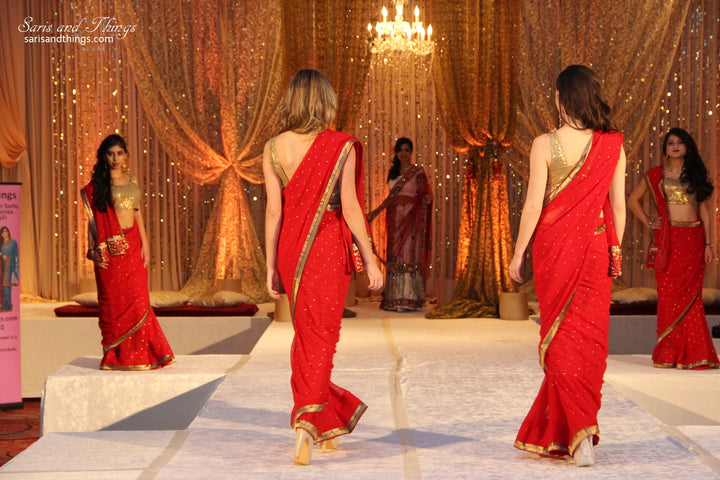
[263,69,383,465]
[628,128,719,370]
[368,137,433,311]
[509,65,627,467]
[82,134,174,371]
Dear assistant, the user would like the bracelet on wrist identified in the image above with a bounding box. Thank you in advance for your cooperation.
[705,242,713,247]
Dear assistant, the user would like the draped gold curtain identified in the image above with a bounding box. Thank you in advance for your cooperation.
[0,1,26,168]
[507,0,693,285]
[115,0,287,301]
[280,0,374,133]
[426,0,519,318]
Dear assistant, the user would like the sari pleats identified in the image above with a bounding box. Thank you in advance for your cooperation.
[515,131,622,457]
[653,225,719,369]
[95,222,174,370]
[276,130,367,442]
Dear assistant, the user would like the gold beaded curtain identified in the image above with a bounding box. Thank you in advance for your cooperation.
[114,0,287,301]
[46,0,210,300]
[426,0,519,318]
[280,0,375,132]
[356,50,465,300]
[506,0,695,286]
[625,0,720,288]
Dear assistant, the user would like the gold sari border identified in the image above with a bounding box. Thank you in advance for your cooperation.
[100,355,175,371]
[543,133,592,207]
[670,220,702,227]
[654,360,720,370]
[657,289,699,344]
[103,307,150,353]
[514,425,598,457]
[294,402,368,443]
[291,139,356,317]
[539,288,577,371]
[568,425,599,456]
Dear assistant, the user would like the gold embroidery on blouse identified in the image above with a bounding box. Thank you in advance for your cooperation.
[111,173,141,211]
[663,174,696,204]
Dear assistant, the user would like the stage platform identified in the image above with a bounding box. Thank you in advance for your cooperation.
[2,301,720,479]
[19,302,271,397]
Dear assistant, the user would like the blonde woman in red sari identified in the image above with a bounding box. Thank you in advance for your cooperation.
[82,134,174,371]
[263,69,383,465]
[508,65,626,467]
[368,137,433,311]
[628,127,719,370]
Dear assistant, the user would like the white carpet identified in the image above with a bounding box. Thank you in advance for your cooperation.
[2,302,720,479]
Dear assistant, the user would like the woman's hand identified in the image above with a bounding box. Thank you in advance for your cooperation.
[266,267,282,300]
[141,244,150,268]
[365,262,384,292]
[705,245,714,264]
[508,254,525,284]
[649,217,662,230]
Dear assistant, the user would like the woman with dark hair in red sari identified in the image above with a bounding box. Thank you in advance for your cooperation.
[509,65,627,467]
[263,69,383,465]
[368,137,433,311]
[82,134,174,371]
[628,127,719,370]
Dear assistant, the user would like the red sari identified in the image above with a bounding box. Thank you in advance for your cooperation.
[372,166,432,311]
[82,183,174,370]
[515,131,623,457]
[646,166,719,369]
[272,129,368,442]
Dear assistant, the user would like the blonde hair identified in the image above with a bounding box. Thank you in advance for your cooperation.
[279,69,337,134]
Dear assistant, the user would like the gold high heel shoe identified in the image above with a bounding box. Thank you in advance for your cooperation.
[293,428,313,465]
[320,437,338,452]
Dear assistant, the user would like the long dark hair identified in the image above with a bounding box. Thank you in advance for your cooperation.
[91,134,127,212]
[664,127,713,202]
[556,65,615,133]
[387,137,413,181]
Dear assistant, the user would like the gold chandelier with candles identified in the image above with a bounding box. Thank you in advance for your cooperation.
[368,1,434,56]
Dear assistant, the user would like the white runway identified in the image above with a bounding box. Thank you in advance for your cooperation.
[2,301,720,479]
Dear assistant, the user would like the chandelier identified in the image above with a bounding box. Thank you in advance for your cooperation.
[368,1,434,56]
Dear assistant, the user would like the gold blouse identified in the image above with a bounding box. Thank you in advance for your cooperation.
[663,174,696,205]
[111,173,141,211]
[547,130,577,191]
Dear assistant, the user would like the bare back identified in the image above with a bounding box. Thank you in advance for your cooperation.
[272,131,319,184]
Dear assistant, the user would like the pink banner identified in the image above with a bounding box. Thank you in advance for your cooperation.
[0,183,21,408]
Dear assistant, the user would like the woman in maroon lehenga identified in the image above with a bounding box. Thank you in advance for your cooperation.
[82,134,174,371]
[628,127,719,370]
[509,65,627,467]
[263,69,383,465]
[368,137,432,311]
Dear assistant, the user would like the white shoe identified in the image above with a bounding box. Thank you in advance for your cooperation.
[293,428,313,465]
[320,437,338,452]
[573,437,594,467]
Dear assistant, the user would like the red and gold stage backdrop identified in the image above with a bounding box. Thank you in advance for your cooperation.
[0,0,718,305]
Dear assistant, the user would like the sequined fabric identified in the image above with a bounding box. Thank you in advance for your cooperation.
[111,174,141,211]
[95,222,174,371]
[653,224,719,370]
[663,174,697,205]
[274,130,367,441]
[380,167,432,312]
[515,132,622,457]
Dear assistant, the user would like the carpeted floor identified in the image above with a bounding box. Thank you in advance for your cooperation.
[0,399,40,467]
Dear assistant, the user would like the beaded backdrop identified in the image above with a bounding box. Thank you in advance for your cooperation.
[507,0,720,290]
[354,48,464,298]
[1,0,718,304]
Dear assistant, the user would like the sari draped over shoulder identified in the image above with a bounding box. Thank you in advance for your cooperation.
[82,183,174,370]
[515,131,622,457]
[374,166,432,311]
[273,129,368,442]
[645,166,719,369]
